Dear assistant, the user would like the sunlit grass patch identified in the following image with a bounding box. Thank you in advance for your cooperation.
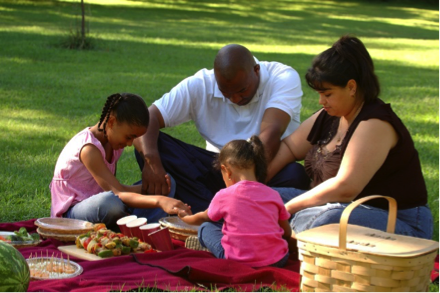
[0,0,437,244]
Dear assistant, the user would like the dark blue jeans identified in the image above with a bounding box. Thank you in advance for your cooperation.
[135,132,310,213]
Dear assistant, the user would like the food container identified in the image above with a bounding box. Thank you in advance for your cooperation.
[140,223,161,246]
[159,216,199,241]
[116,215,137,236]
[296,195,439,292]
[27,257,83,280]
[148,227,174,251]
[34,218,94,242]
[126,217,147,239]
[0,231,41,248]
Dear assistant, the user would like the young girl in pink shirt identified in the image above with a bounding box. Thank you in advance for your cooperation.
[178,136,291,268]
[50,93,190,231]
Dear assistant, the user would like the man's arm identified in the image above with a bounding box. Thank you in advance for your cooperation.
[259,108,291,162]
[133,105,169,195]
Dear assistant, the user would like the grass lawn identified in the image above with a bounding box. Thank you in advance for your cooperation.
[0,0,438,289]
[0,0,438,236]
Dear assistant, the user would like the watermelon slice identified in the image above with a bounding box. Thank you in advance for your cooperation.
[0,241,30,292]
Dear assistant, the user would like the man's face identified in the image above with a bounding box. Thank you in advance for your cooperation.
[216,64,260,106]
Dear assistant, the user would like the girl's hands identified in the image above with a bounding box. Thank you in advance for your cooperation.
[158,174,193,215]
[177,210,210,226]
[158,197,192,215]
[177,209,190,218]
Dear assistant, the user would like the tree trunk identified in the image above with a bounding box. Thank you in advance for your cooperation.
[80,0,85,49]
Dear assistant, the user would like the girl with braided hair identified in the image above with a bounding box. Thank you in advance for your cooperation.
[50,93,190,231]
[178,135,291,268]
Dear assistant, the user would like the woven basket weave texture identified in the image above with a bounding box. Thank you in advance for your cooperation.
[298,242,437,292]
[296,195,439,292]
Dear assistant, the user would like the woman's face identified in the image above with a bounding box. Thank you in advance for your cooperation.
[316,80,357,117]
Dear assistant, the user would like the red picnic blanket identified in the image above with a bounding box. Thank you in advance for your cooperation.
[2,219,439,292]
[1,219,302,292]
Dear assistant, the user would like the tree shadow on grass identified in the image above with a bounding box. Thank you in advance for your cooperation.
[0,0,437,232]
[0,0,438,48]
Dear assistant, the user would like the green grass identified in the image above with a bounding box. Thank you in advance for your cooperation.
[0,0,438,290]
[0,0,438,234]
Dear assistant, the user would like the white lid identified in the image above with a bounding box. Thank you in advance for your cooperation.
[140,223,161,230]
[116,215,137,225]
[126,217,147,228]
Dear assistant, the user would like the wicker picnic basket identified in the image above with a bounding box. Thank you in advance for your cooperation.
[296,195,439,292]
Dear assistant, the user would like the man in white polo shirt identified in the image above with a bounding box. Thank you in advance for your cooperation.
[134,44,310,213]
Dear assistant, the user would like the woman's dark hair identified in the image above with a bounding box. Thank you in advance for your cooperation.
[98,93,149,136]
[305,35,380,104]
[214,135,267,183]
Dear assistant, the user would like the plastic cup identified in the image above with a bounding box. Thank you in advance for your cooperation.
[148,227,174,251]
[126,217,147,239]
[140,223,161,247]
[116,215,137,236]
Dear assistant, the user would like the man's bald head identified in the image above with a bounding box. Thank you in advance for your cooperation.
[213,44,260,106]
[214,44,256,80]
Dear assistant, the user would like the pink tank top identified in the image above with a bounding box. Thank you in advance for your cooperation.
[50,128,124,217]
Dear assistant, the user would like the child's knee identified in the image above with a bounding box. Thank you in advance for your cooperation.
[96,193,126,220]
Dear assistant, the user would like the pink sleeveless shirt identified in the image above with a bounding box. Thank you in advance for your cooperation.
[50,128,124,217]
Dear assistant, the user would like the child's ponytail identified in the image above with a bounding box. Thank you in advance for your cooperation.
[248,135,267,183]
[214,135,268,183]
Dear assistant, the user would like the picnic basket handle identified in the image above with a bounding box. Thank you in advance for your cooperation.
[339,195,397,250]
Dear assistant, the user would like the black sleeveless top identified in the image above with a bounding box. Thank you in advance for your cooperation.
[304,99,427,210]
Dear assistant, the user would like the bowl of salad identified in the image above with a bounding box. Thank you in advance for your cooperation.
[0,227,41,248]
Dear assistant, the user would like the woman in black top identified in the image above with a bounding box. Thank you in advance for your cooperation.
[269,35,433,239]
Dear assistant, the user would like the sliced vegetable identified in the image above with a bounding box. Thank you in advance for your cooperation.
[75,223,153,258]
[87,239,98,253]
[98,250,113,258]
[129,239,139,249]
[94,223,106,232]
[83,238,92,251]
[121,246,131,255]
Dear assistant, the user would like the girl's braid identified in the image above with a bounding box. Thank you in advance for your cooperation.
[98,93,123,137]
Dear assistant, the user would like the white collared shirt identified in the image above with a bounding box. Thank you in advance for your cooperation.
[154,59,302,152]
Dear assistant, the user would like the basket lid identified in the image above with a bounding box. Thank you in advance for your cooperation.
[296,224,439,257]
